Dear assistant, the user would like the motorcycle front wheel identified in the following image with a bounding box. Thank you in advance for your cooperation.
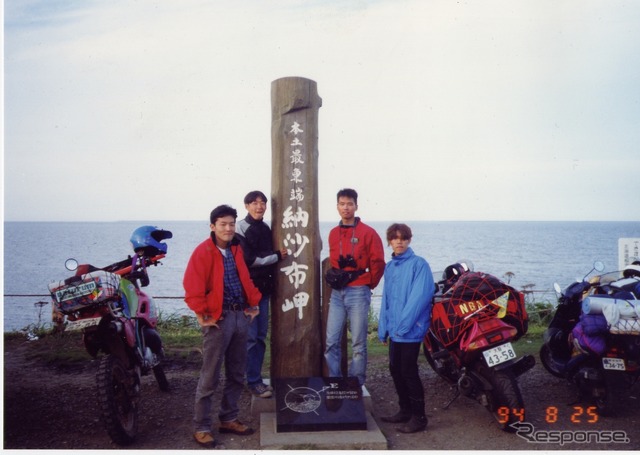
[153,364,170,392]
[539,344,566,378]
[480,366,525,432]
[96,354,138,445]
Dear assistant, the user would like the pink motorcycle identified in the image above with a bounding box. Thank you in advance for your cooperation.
[49,226,172,444]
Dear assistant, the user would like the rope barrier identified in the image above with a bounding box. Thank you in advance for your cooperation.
[4,290,556,300]
[4,294,186,299]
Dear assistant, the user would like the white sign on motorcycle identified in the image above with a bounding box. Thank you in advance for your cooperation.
[55,280,97,302]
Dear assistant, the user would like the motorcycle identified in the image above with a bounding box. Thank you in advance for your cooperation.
[539,260,640,416]
[48,226,173,444]
[423,261,535,431]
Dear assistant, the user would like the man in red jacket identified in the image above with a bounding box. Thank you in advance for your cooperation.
[324,188,385,386]
[183,204,262,448]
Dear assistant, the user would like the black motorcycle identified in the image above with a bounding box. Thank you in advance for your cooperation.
[539,261,640,416]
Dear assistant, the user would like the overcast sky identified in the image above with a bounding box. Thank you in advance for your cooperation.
[4,0,640,222]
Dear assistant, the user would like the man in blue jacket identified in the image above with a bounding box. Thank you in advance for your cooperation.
[378,223,435,433]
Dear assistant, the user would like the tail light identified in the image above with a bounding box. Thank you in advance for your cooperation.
[461,319,518,352]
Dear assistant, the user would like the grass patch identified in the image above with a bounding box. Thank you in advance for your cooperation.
[5,330,92,366]
[5,311,545,368]
[513,330,543,357]
[155,311,202,349]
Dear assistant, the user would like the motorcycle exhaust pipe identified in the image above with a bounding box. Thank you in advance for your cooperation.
[458,374,476,396]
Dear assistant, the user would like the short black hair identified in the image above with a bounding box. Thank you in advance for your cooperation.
[337,188,358,204]
[210,205,238,224]
[244,190,268,205]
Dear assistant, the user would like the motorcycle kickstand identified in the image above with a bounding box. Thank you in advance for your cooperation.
[443,386,461,410]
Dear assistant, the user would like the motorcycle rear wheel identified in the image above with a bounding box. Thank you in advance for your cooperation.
[595,370,625,417]
[96,354,138,445]
[482,367,525,432]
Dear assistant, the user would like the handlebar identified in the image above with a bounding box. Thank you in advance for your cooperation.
[67,253,165,288]
[561,280,593,302]
[107,254,165,276]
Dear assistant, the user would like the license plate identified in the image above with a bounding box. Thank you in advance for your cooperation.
[602,357,626,371]
[483,342,517,367]
[66,317,101,331]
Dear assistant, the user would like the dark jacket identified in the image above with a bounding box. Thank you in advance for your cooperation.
[235,215,282,295]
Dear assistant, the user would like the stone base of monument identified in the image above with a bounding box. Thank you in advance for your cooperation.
[259,412,387,450]
[253,377,386,450]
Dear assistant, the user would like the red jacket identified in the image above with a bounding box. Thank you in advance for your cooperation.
[183,236,262,321]
[328,218,385,289]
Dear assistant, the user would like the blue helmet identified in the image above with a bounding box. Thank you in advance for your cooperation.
[130,226,173,255]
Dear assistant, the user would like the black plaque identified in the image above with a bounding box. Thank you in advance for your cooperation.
[274,376,367,432]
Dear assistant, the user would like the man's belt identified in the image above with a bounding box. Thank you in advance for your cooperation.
[222,303,246,311]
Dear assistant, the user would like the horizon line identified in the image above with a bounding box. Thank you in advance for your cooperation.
[3,219,640,223]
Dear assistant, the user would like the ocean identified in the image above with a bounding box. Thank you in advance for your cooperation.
[3,221,639,332]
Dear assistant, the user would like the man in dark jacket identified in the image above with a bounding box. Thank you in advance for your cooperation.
[235,191,288,398]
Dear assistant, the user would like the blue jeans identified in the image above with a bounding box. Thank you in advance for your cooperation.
[194,310,249,432]
[246,294,270,387]
[324,285,371,385]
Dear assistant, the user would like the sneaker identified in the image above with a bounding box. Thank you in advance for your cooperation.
[250,383,273,398]
[219,419,254,436]
[194,431,216,447]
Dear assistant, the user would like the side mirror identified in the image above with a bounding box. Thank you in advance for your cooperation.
[593,261,605,273]
[65,258,78,271]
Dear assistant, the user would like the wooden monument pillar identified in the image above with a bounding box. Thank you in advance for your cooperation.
[270,77,323,378]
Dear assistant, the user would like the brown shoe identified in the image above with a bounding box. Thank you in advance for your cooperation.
[219,419,254,436]
[381,410,411,423]
[194,431,216,447]
[397,415,428,434]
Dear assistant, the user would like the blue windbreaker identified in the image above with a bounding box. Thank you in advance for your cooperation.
[378,247,435,343]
